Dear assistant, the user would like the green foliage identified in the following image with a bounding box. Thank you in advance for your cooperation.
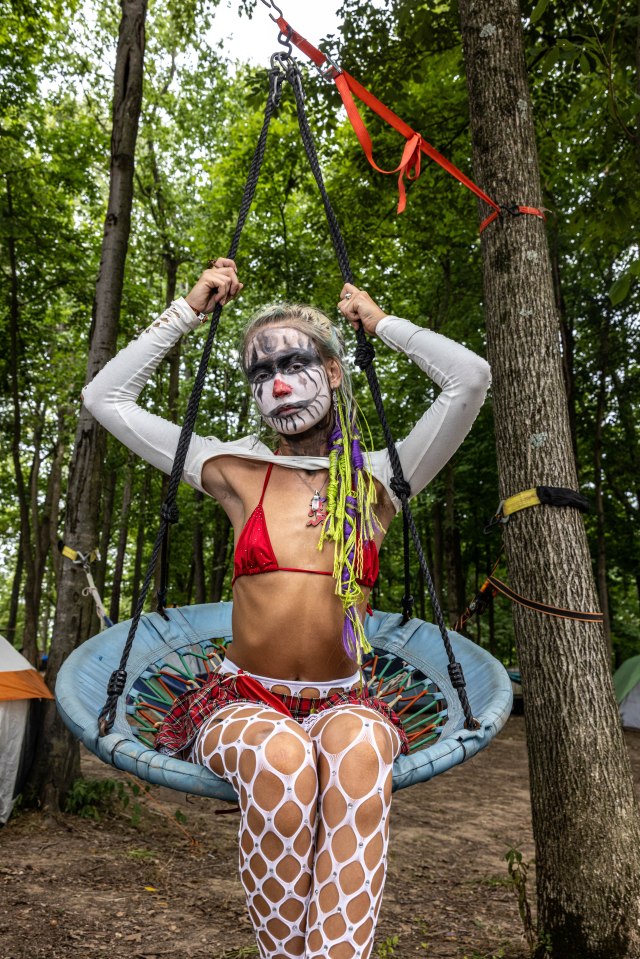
[505,846,541,956]
[64,776,146,823]
[376,935,400,958]
[64,777,128,820]
[0,0,638,672]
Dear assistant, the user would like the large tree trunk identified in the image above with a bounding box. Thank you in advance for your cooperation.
[27,0,147,809]
[458,1,640,955]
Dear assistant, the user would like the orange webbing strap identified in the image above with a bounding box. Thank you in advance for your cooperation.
[479,205,545,233]
[276,17,544,226]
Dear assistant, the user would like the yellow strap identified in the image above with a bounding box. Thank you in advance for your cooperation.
[502,488,541,517]
[61,545,78,561]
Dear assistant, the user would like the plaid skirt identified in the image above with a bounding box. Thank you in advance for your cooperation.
[154,668,410,758]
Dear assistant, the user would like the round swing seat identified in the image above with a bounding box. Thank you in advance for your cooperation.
[56,603,512,803]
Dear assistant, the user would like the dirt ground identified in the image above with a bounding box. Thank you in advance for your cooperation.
[2,717,640,959]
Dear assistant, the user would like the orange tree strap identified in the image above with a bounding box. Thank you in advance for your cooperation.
[277,17,544,226]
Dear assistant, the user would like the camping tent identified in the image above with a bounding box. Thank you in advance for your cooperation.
[0,634,53,824]
[614,655,640,730]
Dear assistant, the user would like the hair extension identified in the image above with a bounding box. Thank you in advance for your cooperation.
[318,390,380,662]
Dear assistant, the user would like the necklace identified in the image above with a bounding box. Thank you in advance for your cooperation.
[294,469,329,527]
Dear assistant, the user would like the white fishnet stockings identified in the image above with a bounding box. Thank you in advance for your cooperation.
[192,703,400,959]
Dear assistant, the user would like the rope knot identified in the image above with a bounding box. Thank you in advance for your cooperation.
[401,593,414,624]
[354,339,375,370]
[390,476,411,500]
[161,502,179,524]
[447,661,466,690]
[106,668,127,697]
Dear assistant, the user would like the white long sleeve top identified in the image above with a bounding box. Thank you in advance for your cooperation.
[82,298,491,512]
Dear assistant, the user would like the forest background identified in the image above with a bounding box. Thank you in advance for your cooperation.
[1,0,638,674]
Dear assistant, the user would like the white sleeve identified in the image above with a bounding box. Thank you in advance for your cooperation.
[81,298,231,493]
[367,315,491,512]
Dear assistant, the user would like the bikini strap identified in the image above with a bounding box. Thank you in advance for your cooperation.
[258,462,275,507]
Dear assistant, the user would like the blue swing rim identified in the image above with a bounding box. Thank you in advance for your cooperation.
[56,602,513,803]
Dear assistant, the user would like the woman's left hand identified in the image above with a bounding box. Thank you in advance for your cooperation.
[338,284,387,336]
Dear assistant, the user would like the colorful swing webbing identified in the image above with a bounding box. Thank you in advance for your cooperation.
[276,16,546,228]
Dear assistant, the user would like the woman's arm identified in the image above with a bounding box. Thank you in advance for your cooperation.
[368,316,491,509]
[337,285,491,512]
[82,259,244,498]
[82,298,225,493]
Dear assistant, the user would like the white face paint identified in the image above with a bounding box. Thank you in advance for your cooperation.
[244,327,332,435]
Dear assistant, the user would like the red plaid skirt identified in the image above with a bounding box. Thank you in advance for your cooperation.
[154,669,410,758]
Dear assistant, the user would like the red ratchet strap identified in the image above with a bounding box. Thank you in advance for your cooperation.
[277,17,545,228]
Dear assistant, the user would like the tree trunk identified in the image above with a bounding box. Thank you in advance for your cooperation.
[6,538,24,647]
[95,464,116,610]
[130,467,150,616]
[27,0,147,810]
[458,2,640,954]
[109,455,134,623]
[193,491,207,605]
[209,508,232,603]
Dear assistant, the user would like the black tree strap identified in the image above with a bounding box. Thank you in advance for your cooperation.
[98,73,282,737]
[287,60,478,730]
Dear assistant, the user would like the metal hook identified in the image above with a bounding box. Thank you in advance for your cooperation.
[258,0,285,24]
[277,23,293,57]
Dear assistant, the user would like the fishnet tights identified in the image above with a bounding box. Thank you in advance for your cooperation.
[192,703,400,959]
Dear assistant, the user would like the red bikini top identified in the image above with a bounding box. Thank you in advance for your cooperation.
[232,462,379,588]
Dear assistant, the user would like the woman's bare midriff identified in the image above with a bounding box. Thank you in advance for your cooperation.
[227,573,368,681]
[205,456,394,683]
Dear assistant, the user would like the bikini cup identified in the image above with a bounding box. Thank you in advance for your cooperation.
[232,462,379,587]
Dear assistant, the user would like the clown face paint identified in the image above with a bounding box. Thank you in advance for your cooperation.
[244,327,332,435]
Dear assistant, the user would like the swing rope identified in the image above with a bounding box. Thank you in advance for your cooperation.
[97,77,279,736]
[98,53,478,738]
[286,59,478,727]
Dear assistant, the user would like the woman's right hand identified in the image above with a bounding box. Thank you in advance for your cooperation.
[186,257,243,314]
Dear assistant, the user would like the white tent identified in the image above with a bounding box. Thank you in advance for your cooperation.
[0,634,53,824]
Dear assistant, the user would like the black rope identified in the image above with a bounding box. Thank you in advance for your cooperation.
[98,77,281,737]
[98,56,478,736]
[287,60,478,730]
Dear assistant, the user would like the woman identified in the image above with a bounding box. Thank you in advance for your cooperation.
[82,257,490,959]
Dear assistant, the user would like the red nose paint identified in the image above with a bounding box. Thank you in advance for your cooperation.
[273,377,293,397]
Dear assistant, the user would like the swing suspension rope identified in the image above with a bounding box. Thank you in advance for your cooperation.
[97,50,479,737]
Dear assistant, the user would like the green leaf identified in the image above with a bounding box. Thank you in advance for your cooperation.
[531,0,550,23]
[609,273,633,306]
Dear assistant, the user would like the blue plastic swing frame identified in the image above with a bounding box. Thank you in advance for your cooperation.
[56,603,513,803]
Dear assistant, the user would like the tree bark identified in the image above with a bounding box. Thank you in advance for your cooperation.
[458,1,640,954]
[109,455,134,623]
[6,537,24,647]
[95,465,116,612]
[27,0,147,809]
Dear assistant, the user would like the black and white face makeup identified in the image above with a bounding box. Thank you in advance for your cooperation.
[244,327,333,435]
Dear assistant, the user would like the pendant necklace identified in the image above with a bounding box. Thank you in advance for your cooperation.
[294,470,329,527]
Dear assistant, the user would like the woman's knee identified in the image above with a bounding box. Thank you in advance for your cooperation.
[310,707,398,766]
